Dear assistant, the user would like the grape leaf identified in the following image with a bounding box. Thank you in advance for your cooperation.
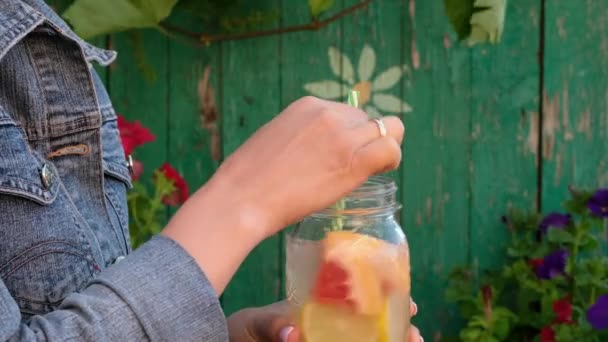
[468,0,507,45]
[443,0,507,45]
[63,0,178,39]
[308,0,335,18]
[443,0,474,40]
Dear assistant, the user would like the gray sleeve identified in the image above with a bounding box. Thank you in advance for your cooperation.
[0,235,228,341]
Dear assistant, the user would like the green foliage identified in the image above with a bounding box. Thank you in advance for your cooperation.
[443,0,507,46]
[63,0,178,39]
[62,0,507,47]
[127,170,175,248]
[62,0,337,40]
[445,188,608,341]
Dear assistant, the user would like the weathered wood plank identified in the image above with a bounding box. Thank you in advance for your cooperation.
[166,20,221,205]
[542,2,608,213]
[220,0,282,315]
[401,1,472,339]
[109,30,170,226]
[469,2,540,270]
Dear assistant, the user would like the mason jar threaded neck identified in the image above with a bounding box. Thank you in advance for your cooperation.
[312,176,401,218]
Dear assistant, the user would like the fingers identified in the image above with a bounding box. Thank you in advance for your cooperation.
[410,297,418,317]
[322,100,369,125]
[291,96,369,126]
[351,136,402,178]
[349,116,405,147]
[245,301,296,342]
[279,326,300,342]
[409,298,422,342]
[281,326,300,342]
[409,326,423,342]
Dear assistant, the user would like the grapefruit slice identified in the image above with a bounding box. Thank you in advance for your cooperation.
[312,258,383,314]
[311,231,410,315]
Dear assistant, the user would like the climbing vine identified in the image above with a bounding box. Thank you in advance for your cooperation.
[61,0,506,46]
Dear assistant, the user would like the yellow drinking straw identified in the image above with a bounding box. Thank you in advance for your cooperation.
[330,90,360,231]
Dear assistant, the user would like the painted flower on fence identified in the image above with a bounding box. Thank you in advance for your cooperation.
[304,45,412,118]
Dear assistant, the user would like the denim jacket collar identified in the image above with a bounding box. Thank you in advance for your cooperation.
[0,0,116,65]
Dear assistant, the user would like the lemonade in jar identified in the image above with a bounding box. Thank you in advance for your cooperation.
[285,176,410,342]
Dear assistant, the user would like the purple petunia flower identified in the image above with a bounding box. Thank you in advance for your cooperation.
[534,249,568,279]
[538,213,572,235]
[588,189,608,218]
[587,294,608,330]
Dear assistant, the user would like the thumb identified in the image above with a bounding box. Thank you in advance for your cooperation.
[278,326,298,342]
[248,301,298,342]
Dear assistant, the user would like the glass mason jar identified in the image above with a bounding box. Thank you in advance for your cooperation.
[286,176,410,342]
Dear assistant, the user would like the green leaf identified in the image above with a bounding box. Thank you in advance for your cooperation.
[460,327,482,341]
[468,0,507,45]
[579,234,600,253]
[444,0,507,46]
[308,0,335,18]
[443,0,474,40]
[546,228,575,244]
[63,0,178,39]
[564,188,593,215]
[493,307,517,336]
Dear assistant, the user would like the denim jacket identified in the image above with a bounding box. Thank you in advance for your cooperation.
[0,0,228,340]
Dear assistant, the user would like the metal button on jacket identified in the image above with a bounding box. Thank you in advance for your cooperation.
[40,164,53,189]
[126,155,134,176]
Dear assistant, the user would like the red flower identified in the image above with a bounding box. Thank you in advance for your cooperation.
[117,115,155,155]
[158,163,189,206]
[540,326,555,342]
[553,297,573,324]
[529,258,544,268]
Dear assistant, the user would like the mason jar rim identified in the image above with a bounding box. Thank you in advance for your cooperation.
[312,176,401,218]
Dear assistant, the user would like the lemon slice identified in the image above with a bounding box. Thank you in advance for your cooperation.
[300,301,388,342]
[377,300,389,342]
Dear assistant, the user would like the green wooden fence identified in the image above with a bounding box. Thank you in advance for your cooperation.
[50,1,608,340]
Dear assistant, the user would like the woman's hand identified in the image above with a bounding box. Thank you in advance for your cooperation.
[207,96,405,237]
[227,299,422,342]
[163,96,405,294]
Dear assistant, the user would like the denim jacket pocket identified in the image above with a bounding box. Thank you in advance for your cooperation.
[103,157,132,254]
[0,115,99,317]
[101,109,133,254]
